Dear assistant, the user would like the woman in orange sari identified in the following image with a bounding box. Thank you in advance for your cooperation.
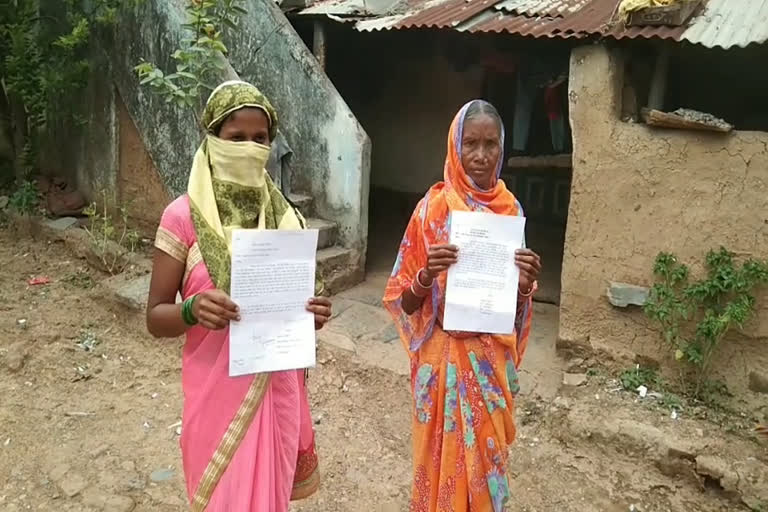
[383,100,541,511]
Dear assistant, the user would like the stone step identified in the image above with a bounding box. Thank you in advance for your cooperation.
[317,246,364,295]
[287,192,313,216]
[307,217,337,250]
[317,246,352,274]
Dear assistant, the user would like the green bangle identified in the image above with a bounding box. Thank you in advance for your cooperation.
[182,295,198,326]
[181,299,190,325]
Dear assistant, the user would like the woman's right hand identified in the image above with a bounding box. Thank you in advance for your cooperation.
[424,244,459,282]
[192,289,240,330]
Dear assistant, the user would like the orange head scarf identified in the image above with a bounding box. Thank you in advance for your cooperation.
[442,100,521,216]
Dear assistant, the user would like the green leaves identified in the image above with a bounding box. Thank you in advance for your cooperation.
[83,190,141,274]
[8,180,39,215]
[644,247,768,398]
[134,0,247,110]
[1,0,138,178]
[54,17,90,50]
[620,366,660,392]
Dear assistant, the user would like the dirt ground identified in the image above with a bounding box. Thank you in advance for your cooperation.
[1,224,767,512]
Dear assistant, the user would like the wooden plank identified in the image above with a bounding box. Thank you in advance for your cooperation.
[647,47,670,110]
[641,108,733,133]
[313,20,327,70]
[506,154,572,169]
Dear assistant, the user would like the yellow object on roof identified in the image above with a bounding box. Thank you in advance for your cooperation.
[618,0,685,21]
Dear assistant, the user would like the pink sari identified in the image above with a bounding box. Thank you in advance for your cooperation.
[155,195,319,511]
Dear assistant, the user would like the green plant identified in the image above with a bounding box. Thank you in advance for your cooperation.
[645,248,768,398]
[8,179,38,214]
[618,366,687,412]
[83,191,140,274]
[0,0,140,180]
[63,269,95,289]
[659,392,682,412]
[134,0,247,112]
[619,366,660,392]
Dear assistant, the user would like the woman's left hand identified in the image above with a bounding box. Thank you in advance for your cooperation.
[307,297,332,331]
[515,248,542,295]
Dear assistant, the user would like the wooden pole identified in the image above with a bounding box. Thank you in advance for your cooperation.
[648,46,670,111]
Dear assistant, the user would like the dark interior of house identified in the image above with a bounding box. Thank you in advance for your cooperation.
[624,42,768,131]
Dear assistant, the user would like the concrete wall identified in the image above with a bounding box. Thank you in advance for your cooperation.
[97,0,369,261]
[561,44,768,393]
[223,0,370,254]
[97,0,201,200]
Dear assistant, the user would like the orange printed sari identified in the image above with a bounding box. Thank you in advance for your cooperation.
[383,101,533,512]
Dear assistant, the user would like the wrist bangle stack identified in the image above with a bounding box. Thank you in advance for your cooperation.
[182,295,199,326]
[411,269,434,298]
[518,280,538,298]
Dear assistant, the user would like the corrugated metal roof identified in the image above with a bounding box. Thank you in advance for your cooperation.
[390,0,501,29]
[299,0,370,16]
[297,0,401,16]
[387,0,616,35]
[679,0,768,48]
[458,11,591,38]
[296,0,768,49]
[356,13,410,30]
[466,0,620,38]
[494,0,591,17]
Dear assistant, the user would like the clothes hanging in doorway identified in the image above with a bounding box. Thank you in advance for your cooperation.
[512,70,536,153]
[544,83,566,153]
[511,57,568,153]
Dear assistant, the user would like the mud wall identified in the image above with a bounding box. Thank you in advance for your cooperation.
[116,95,170,235]
[562,44,768,393]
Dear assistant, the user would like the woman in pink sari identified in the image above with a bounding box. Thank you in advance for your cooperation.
[146,80,331,511]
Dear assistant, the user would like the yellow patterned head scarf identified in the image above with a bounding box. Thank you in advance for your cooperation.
[188,81,305,292]
[202,80,279,140]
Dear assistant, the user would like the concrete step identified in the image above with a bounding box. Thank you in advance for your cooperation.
[287,192,313,216]
[317,246,352,272]
[307,217,337,250]
[317,246,364,295]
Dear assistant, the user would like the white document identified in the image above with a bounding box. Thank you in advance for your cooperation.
[229,229,318,377]
[443,211,526,334]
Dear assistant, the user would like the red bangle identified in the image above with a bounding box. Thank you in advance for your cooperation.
[416,269,434,288]
[411,269,433,298]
